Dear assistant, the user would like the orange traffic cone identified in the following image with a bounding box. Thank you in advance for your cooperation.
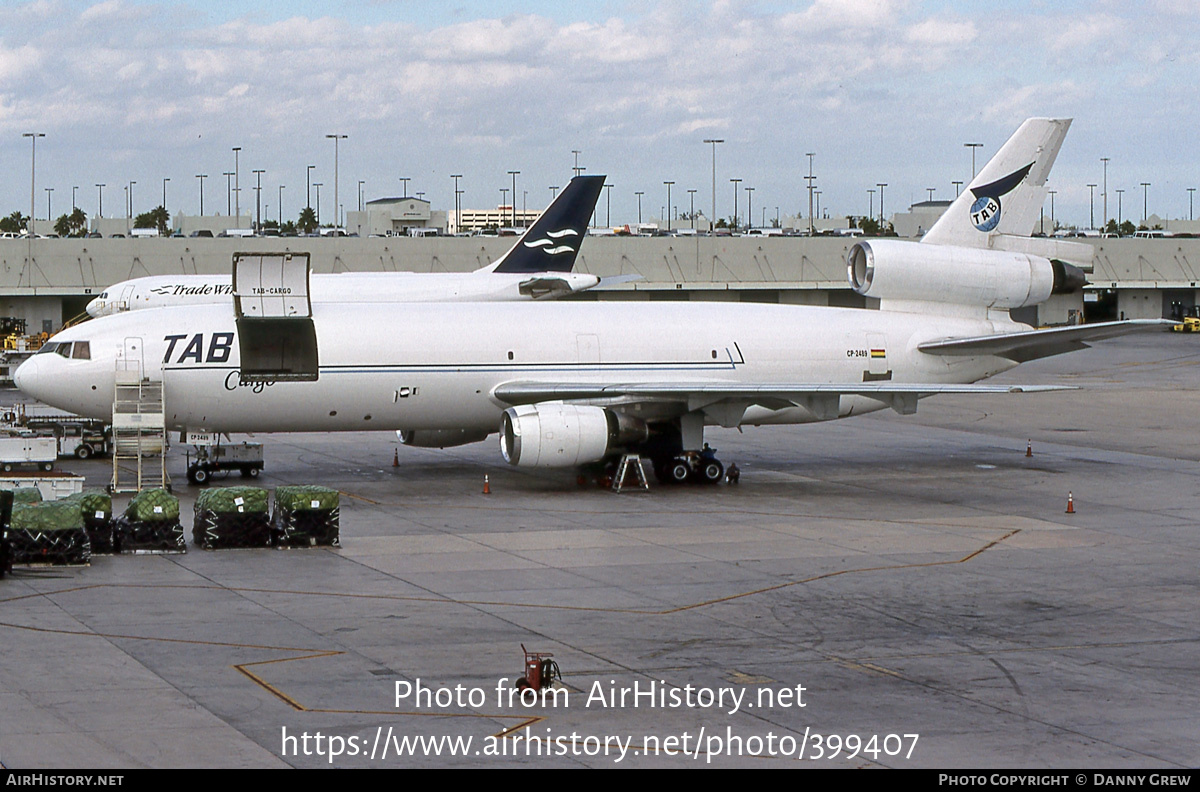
[483,475,491,495]
[1065,491,1075,514]
[393,449,399,467]
[1026,440,1032,457]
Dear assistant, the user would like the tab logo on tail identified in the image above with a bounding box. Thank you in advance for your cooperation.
[969,162,1034,232]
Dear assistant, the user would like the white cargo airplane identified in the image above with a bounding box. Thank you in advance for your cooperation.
[15,119,1166,482]
[84,175,612,317]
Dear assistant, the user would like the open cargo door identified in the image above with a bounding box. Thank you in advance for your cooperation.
[232,252,319,382]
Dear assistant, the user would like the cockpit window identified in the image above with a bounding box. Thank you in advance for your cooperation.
[36,341,86,358]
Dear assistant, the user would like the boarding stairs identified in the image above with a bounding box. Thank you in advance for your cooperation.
[111,367,168,493]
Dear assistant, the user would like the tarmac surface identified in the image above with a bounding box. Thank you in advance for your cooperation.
[1,332,1197,768]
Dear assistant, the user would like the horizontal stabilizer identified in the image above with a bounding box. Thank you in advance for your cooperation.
[987,234,1095,271]
[918,319,1172,363]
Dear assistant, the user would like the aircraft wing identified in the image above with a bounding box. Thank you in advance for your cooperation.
[918,319,1172,363]
[494,381,1070,422]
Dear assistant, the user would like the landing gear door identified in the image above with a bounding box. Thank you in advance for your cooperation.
[232,252,319,382]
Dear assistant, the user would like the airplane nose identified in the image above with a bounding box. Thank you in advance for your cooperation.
[13,357,37,394]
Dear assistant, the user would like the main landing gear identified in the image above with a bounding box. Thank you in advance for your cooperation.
[653,444,725,486]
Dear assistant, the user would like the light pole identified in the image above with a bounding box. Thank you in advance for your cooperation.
[730,178,742,232]
[223,172,233,215]
[952,180,963,197]
[704,139,723,233]
[1189,188,1195,222]
[572,150,582,177]
[314,183,322,225]
[868,188,875,223]
[1141,182,1151,223]
[399,177,410,198]
[45,187,52,223]
[72,185,78,212]
[232,146,241,221]
[508,171,520,227]
[635,191,644,224]
[1116,189,1124,227]
[1048,189,1057,230]
[253,169,265,230]
[604,183,613,226]
[96,184,105,218]
[128,181,136,219]
[876,183,887,227]
[687,189,696,229]
[326,134,347,230]
[744,186,754,230]
[664,181,674,231]
[815,190,821,220]
[23,132,44,235]
[805,152,815,235]
[1101,157,1109,227]
[306,165,315,209]
[278,185,284,226]
[964,142,983,178]
[196,174,207,215]
[1087,183,1097,230]
[451,174,463,233]
[162,177,170,213]
[549,185,558,199]
[357,180,364,212]
[500,188,508,225]
[926,187,935,202]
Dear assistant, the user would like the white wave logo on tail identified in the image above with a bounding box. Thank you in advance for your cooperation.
[523,228,579,255]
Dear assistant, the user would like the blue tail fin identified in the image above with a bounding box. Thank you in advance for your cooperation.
[491,175,605,274]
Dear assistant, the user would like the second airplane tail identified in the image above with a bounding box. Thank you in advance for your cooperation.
[488,175,606,274]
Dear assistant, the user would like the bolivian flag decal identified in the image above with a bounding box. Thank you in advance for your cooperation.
[870,348,886,359]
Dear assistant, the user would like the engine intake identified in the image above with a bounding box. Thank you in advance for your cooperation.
[500,403,648,468]
[848,239,1081,309]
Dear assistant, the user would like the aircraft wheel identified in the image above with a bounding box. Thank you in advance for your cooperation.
[700,459,724,484]
[669,459,691,484]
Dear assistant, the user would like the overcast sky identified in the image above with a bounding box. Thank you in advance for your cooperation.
[1,0,1196,228]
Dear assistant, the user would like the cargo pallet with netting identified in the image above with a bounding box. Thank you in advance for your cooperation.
[272,486,340,548]
[116,488,184,554]
[9,499,92,566]
[192,487,271,549]
[63,490,115,555]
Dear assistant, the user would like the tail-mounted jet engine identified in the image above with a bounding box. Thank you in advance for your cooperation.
[847,239,1085,309]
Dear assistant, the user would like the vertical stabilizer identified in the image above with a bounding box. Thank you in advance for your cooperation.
[922,118,1071,248]
[487,175,606,274]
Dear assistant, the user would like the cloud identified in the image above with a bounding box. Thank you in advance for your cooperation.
[0,1,1197,228]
